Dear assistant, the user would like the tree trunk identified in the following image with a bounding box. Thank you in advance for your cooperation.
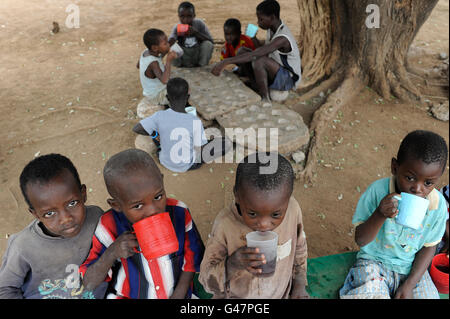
[296,0,439,183]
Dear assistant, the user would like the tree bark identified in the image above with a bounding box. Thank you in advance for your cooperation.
[295,0,439,183]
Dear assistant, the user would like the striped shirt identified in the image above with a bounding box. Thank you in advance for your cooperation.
[79,198,204,299]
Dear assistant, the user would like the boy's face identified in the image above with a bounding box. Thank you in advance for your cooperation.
[178,8,195,25]
[391,157,444,198]
[224,26,240,46]
[256,11,273,30]
[152,34,171,55]
[235,183,291,232]
[107,168,167,224]
[26,169,87,238]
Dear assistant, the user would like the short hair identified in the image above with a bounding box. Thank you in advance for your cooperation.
[178,1,195,14]
[103,149,161,197]
[235,152,294,194]
[167,77,189,102]
[19,153,82,209]
[397,130,448,171]
[224,18,242,34]
[256,0,280,19]
[143,28,165,50]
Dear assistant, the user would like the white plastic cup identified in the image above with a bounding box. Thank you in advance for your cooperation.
[246,231,278,275]
[393,193,429,229]
[245,23,258,37]
[185,106,197,116]
[170,42,184,58]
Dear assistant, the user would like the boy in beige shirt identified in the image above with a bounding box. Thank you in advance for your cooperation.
[199,152,309,298]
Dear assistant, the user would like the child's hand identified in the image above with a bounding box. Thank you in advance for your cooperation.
[110,231,139,259]
[228,247,266,275]
[166,50,178,62]
[376,193,400,219]
[211,62,225,76]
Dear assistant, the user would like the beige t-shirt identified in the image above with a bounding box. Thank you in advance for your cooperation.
[199,196,308,299]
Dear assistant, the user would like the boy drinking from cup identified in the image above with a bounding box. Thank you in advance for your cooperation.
[199,152,309,298]
[168,2,214,68]
[80,149,205,299]
[340,130,448,299]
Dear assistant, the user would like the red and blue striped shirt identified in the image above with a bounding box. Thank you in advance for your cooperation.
[79,198,204,299]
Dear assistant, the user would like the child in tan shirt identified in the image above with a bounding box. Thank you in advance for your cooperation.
[199,152,309,298]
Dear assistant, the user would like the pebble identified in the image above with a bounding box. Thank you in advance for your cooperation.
[292,151,305,164]
[439,52,448,60]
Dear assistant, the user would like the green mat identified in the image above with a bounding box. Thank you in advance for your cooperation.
[193,251,449,299]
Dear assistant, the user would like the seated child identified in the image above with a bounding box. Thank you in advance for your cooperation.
[136,28,177,119]
[220,18,256,76]
[221,18,256,61]
[133,77,227,172]
[0,154,106,299]
[199,152,309,298]
[79,149,205,299]
[168,1,214,67]
[340,130,448,299]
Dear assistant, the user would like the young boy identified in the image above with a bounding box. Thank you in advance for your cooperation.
[133,77,208,172]
[199,152,309,298]
[79,149,205,299]
[211,0,301,105]
[168,2,214,67]
[0,154,106,299]
[340,130,448,299]
[136,28,177,119]
[220,18,256,61]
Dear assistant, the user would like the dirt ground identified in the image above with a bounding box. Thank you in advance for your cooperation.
[0,0,448,260]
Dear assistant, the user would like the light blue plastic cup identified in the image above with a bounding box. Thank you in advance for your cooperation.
[245,23,258,38]
[393,192,429,229]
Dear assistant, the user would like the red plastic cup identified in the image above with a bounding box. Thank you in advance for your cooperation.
[177,24,190,36]
[429,253,449,294]
[132,212,179,260]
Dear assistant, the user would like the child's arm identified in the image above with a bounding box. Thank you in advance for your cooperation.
[355,192,399,247]
[0,239,26,299]
[82,232,138,291]
[169,271,195,299]
[145,52,177,85]
[394,245,436,299]
[133,123,149,136]
[211,36,290,76]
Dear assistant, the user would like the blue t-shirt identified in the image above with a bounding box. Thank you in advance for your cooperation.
[352,177,447,275]
[140,109,207,172]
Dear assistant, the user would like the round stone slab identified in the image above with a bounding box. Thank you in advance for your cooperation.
[216,103,310,154]
[170,66,261,120]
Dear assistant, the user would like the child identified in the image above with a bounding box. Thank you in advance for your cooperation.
[211,0,301,105]
[133,77,227,172]
[80,149,205,299]
[0,154,106,299]
[221,18,256,61]
[340,130,448,299]
[168,1,214,67]
[199,152,309,298]
[136,28,177,119]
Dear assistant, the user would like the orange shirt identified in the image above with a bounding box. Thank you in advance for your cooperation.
[220,34,255,60]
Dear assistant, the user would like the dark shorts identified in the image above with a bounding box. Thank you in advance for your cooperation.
[269,66,295,91]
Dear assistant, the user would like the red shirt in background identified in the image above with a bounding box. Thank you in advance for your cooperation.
[220,34,255,60]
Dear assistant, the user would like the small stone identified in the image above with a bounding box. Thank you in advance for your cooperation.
[431,101,449,122]
[439,52,448,60]
[292,151,305,164]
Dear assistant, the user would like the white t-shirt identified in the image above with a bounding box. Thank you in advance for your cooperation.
[139,50,166,98]
[266,21,302,89]
[140,109,207,172]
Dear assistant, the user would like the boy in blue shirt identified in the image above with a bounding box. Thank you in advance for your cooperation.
[340,130,448,299]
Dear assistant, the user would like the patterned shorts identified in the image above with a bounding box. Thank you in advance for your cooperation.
[339,258,440,299]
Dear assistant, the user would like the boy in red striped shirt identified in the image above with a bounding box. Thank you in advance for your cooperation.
[80,149,204,299]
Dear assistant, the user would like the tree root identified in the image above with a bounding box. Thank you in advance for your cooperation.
[298,66,365,184]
